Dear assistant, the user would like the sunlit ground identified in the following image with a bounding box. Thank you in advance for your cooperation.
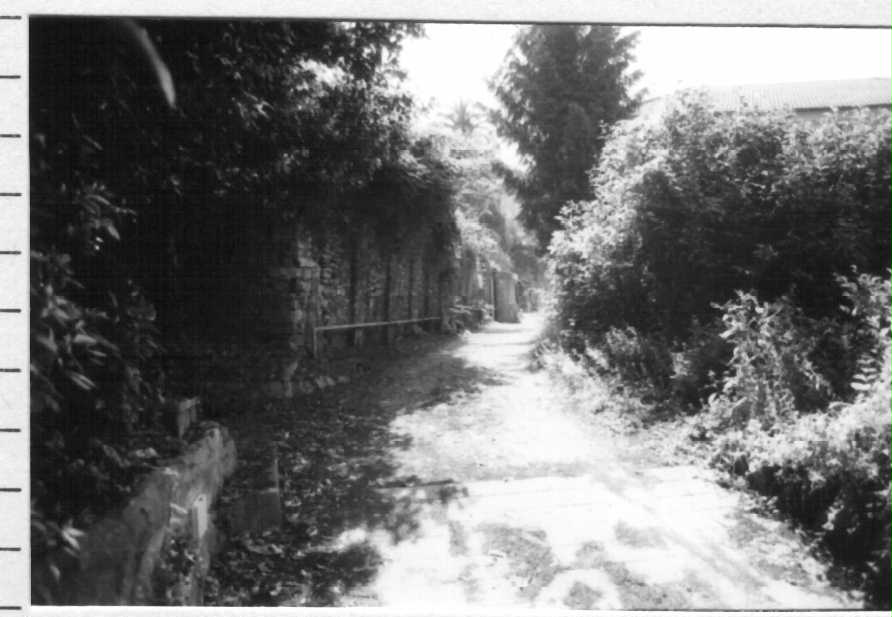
[328,314,859,609]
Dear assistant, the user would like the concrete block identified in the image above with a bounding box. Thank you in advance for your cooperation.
[282,360,299,382]
[32,425,237,605]
[166,397,200,439]
[190,494,209,541]
[228,457,282,535]
[493,271,520,323]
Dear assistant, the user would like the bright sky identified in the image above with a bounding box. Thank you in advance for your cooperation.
[632,27,892,98]
[400,23,892,110]
[400,24,519,111]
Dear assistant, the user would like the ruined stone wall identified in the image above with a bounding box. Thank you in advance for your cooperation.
[246,219,451,354]
[455,249,497,307]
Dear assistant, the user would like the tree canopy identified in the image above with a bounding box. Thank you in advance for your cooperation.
[426,101,537,274]
[491,25,642,248]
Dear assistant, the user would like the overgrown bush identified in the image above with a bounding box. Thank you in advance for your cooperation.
[549,92,891,605]
[551,93,890,374]
[706,292,832,430]
[601,326,672,395]
[708,273,890,607]
[30,175,165,527]
[667,318,730,410]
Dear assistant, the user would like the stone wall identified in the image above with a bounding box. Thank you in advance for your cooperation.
[453,253,520,323]
[455,249,495,307]
[493,270,520,323]
[250,220,451,353]
[32,425,237,605]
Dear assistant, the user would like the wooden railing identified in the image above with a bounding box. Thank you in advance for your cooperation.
[311,316,440,357]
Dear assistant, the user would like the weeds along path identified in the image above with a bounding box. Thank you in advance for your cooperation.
[210,313,859,608]
[332,313,856,609]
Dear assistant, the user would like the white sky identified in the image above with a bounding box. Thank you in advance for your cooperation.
[632,26,892,98]
[400,24,519,111]
[401,24,892,110]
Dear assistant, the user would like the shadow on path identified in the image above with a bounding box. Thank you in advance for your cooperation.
[209,315,856,609]
[207,333,503,606]
[327,315,860,610]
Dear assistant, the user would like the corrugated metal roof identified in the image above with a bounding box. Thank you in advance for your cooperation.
[703,78,891,111]
[639,77,891,116]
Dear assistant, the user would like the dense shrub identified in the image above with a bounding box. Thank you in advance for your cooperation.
[550,93,891,605]
[706,292,832,430]
[600,326,673,395]
[666,318,730,409]
[710,275,889,606]
[30,175,166,529]
[551,93,890,353]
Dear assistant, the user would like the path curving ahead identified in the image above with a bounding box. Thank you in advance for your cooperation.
[322,313,857,609]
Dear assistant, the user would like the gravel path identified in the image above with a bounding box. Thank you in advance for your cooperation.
[326,313,858,609]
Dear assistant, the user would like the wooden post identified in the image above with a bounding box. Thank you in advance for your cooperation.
[407,255,414,321]
[349,234,359,347]
[384,254,393,344]
[422,256,430,321]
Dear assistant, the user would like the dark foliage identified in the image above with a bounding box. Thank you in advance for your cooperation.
[30,18,459,542]
[552,95,890,354]
[205,335,491,606]
[710,276,889,607]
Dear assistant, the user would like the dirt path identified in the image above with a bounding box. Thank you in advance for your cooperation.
[319,313,858,610]
[210,313,859,608]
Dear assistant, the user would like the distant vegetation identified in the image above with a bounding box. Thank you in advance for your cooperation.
[491,25,642,249]
[432,101,540,282]
[548,94,890,606]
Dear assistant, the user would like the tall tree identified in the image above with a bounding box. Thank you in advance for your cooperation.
[444,100,485,136]
[491,25,642,248]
